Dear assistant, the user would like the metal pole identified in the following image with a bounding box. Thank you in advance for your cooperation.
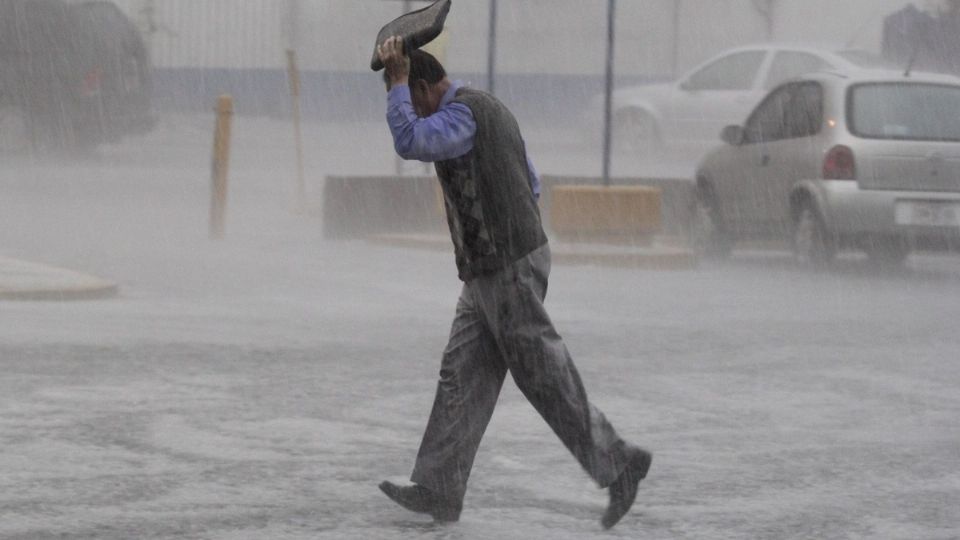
[672,0,681,78]
[487,0,497,95]
[287,0,301,50]
[395,0,414,176]
[287,50,306,212]
[601,0,616,187]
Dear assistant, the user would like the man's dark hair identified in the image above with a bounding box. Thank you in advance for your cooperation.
[382,48,446,86]
[409,49,446,84]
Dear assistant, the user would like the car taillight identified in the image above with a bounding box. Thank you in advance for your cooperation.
[81,67,103,97]
[823,145,856,180]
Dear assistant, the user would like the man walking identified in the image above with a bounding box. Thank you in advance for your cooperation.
[376,37,651,530]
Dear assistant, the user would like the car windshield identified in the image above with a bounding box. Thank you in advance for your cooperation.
[849,83,960,142]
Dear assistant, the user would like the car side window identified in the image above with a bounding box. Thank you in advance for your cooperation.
[765,52,830,89]
[684,51,767,91]
[744,85,792,143]
[744,82,823,143]
[784,82,824,139]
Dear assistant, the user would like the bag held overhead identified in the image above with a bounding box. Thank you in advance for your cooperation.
[370,0,451,71]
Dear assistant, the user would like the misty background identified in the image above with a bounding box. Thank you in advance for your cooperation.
[92,0,930,125]
[2,1,960,538]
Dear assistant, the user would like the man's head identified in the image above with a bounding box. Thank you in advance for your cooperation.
[384,48,449,117]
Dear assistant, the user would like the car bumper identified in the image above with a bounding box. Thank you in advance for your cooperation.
[820,180,960,249]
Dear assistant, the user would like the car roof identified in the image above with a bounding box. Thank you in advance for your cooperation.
[701,43,892,70]
[800,69,960,86]
[732,42,846,53]
[721,43,849,57]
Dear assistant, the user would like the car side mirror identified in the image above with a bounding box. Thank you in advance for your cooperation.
[721,125,746,146]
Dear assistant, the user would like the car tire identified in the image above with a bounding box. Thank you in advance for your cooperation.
[614,109,661,157]
[865,237,910,266]
[0,104,33,155]
[690,185,733,259]
[793,205,835,266]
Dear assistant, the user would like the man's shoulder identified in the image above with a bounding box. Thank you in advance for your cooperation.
[452,88,506,115]
[454,86,497,101]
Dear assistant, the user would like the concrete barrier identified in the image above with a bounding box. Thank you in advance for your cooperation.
[339,174,698,270]
[550,185,662,244]
[540,175,695,239]
[321,174,697,243]
[322,175,445,239]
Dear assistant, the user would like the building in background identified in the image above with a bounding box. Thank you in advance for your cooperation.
[96,0,923,123]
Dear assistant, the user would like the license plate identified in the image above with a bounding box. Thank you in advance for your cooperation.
[895,200,960,227]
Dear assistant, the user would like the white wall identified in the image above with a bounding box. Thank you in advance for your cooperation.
[106,0,288,69]
[106,0,922,75]
[771,0,917,49]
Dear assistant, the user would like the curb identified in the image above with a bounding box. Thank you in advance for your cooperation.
[0,257,119,301]
[367,234,697,270]
[552,244,697,270]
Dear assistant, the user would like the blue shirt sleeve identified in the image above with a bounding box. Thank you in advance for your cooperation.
[387,84,476,162]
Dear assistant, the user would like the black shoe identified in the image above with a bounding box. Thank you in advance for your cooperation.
[601,447,652,530]
[379,481,462,522]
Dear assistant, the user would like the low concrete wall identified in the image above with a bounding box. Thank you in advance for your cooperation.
[322,175,445,239]
[551,185,662,244]
[322,174,696,241]
[540,175,695,238]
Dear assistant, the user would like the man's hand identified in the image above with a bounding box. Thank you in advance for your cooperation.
[377,36,410,90]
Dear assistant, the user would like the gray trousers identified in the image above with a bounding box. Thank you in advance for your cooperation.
[410,244,630,503]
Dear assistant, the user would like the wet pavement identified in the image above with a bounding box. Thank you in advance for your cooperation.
[1,116,959,539]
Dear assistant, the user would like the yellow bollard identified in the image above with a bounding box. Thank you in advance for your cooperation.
[287,49,306,213]
[210,94,233,240]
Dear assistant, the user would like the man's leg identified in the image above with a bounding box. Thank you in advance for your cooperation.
[469,244,633,488]
[408,285,507,510]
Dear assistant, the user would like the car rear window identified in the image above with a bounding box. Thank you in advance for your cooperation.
[849,83,960,142]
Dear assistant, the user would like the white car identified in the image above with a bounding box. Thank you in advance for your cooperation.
[693,69,960,264]
[603,44,891,154]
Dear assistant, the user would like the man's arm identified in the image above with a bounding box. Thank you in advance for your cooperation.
[387,86,476,162]
[378,35,476,162]
[378,36,409,90]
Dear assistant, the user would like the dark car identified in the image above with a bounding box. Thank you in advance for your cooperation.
[71,1,155,142]
[0,0,153,153]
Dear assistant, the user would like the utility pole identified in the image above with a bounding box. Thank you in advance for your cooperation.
[601,0,616,187]
[287,0,301,51]
[752,0,776,41]
[672,0,681,77]
[487,0,498,95]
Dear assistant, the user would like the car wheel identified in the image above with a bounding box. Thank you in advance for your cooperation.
[690,185,733,259]
[865,237,910,266]
[614,109,661,156]
[793,205,835,266]
[0,104,33,154]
